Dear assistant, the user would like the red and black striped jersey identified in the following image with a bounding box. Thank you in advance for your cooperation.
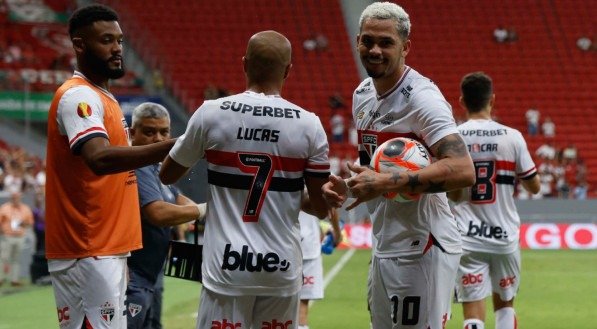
[169,91,329,296]
[453,119,537,253]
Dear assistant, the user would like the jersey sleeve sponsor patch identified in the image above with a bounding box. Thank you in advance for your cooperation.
[58,86,107,151]
[76,102,93,118]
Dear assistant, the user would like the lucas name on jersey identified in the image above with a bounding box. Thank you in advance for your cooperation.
[237,127,280,142]
[220,101,302,119]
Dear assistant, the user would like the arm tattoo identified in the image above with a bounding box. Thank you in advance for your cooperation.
[406,174,448,193]
[391,172,402,184]
[363,174,376,195]
[395,134,467,194]
[435,134,468,159]
[406,173,422,192]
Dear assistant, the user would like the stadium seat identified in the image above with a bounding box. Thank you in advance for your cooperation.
[102,0,595,188]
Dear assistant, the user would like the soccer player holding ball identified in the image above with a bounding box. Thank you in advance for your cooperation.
[322,2,475,328]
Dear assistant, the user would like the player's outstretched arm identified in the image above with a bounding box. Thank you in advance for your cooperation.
[80,137,175,175]
[301,176,330,219]
[159,155,190,185]
[142,200,205,227]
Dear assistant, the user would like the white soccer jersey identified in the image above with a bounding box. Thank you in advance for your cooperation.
[298,211,321,260]
[169,91,330,297]
[58,72,130,153]
[452,119,537,253]
[352,66,462,258]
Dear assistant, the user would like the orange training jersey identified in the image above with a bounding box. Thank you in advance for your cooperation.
[45,72,141,259]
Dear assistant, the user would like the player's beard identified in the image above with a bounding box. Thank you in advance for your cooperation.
[362,56,386,79]
[365,68,385,79]
[85,50,125,80]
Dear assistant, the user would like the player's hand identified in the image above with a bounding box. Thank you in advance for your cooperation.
[322,174,348,208]
[344,162,386,210]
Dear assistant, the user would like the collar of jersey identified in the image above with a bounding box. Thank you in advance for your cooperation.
[376,66,411,100]
[73,71,117,101]
[244,90,281,98]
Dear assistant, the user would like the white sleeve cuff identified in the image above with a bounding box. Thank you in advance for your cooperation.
[196,203,206,220]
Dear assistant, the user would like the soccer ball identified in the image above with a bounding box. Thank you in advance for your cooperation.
[370,137,432,202]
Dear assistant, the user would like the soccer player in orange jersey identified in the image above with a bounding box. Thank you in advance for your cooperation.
[45,4,174,328]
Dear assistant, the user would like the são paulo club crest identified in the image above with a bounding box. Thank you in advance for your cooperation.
[128,303,142,318]
[361,133,378,157]
[100,301,115,324]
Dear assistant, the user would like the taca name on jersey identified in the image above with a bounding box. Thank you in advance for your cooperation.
[467,143,498,153]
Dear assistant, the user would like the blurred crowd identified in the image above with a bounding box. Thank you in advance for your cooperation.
[0,11,144,93]
[0,139,46,288]
[0,140,45,195]
[522,141,590,200]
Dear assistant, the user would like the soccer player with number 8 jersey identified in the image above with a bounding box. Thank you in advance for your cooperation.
[449,72,541,329]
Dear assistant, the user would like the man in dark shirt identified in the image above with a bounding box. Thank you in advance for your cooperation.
[126,102,206,329]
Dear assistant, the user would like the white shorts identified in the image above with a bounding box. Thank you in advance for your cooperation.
[455,249,521,303]
[300,257,324,300]
[368,246,460,329]
[49,257,127,329]
[196,287,299,329]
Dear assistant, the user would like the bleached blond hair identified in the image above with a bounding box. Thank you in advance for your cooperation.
[359,2,411,41]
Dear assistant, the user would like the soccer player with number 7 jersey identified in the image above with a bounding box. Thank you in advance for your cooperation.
[159,30,330,329]
[449,72,541,329]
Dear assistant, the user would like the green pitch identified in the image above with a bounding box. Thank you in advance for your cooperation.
[0,249,595,328]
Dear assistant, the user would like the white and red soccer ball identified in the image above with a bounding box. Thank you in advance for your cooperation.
[370,137,432,202]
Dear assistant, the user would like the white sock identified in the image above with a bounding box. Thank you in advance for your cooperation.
[298,326,309,329]
[495,307,517,329]
[463,318,484,329]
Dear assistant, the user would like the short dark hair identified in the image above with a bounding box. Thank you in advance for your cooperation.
[460,72,493,113]
[68,4,119,38]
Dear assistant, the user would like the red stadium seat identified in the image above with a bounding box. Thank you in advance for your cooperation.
[103,0,595,188]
